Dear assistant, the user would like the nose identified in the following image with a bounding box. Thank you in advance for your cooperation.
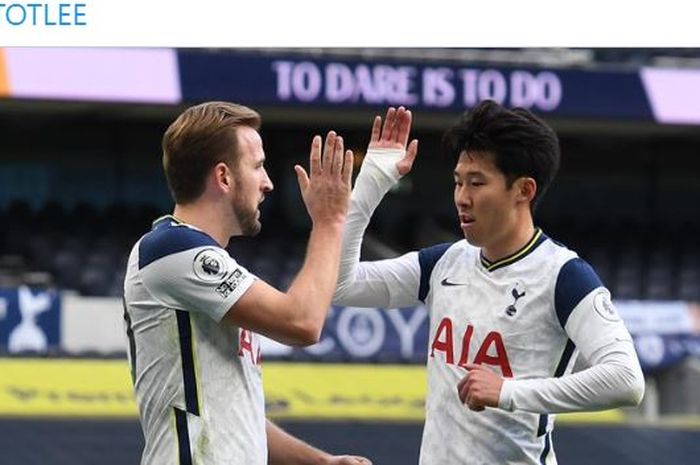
[454,185,471,208]
[262,168,274,193]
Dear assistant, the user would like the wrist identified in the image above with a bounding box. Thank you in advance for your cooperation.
[498,379,515,411]
[315,452,334,465]
[311,214,347,230]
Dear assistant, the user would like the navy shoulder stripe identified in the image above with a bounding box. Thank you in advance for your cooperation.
[554,258,603,328]
[139,225,218,269]
[418,243,452,302]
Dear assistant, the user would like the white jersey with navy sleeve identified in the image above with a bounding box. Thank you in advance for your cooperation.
[123,215,265,465]
[333,149,644,465]
[418,231,625,465]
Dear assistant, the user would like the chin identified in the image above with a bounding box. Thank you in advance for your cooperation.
[243,220,262,237]
[463,231,484,247]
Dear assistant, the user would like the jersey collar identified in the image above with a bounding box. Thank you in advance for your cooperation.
[479,228,547,272]
[151,214,185,230]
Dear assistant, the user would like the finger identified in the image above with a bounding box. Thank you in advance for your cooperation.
[397,139,418,176]
[389,106,405,142]
[456,373,469,392]
[332,136,344,177]
[458,381,470,404]
[397,109,412,147]
[465,363,484,372]
[343,149,354,187]
[309,135,322,177]
[370,115,381,143]
[294,165,309,193]
[381,107,396,141]
[351,457,372,465]
[322,131,337,173]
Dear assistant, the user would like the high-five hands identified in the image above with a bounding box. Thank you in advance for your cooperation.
[295,131,354,226]
[368,106,419,176]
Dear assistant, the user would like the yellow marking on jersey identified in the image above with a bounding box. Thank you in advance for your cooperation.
[483,228,543,271]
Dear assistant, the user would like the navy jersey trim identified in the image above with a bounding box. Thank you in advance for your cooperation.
[554,339,576,377]
[139,219,218,269]
[554,258,603,328]
[480,228,546,272]
[539,432,552,464]
[174,407,193,465]
[176,310,200,416]
[123,298,136,386]
[418,243,452,302]
[537,339,576,438]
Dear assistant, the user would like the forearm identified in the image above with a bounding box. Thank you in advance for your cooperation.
[286,222,344,337]
[335,148,403,302]
[267,419,331,465]
[499,342,645,414]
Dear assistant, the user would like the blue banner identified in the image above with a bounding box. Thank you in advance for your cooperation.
[178,50,654,121]
[261,303,700,373]
[634,333,700,373]
[262,306,430,363]
[0,286,60,354]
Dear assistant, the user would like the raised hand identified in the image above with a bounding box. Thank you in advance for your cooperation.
[368,106,419,176]
[295,131,354,226]
[457,364,504,411]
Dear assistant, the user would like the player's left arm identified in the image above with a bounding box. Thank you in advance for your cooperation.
[333,107,420,309]
[266,419,372,465]
[459,258,645,413]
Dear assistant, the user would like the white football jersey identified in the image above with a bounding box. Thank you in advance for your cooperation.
[419,230,577,465]
[335,228,638,465]
[123,215,265,465]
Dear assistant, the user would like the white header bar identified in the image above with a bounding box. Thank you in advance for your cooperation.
[0,1,697,47]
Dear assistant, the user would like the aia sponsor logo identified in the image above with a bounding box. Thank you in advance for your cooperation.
[430,317,513,377]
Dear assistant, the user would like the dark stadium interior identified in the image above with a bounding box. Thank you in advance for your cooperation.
[1,105,699,301]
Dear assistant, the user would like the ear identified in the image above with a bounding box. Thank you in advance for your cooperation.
[213,162,232,193]
[515,177,537,205]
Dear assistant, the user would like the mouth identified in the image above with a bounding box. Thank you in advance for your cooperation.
[459,213,475,229]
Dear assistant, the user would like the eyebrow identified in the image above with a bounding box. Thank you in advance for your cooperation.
[454,170,485,178]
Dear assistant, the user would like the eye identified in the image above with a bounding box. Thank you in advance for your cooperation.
[470,181,484,187]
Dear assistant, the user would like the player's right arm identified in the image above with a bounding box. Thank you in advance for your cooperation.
[333,107,422,309]
[224,132,353,346]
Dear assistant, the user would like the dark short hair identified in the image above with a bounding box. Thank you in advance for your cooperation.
[162,101,261,204]
[442,100,560,210]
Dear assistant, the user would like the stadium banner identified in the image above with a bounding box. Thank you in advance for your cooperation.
[0,358,623,423]
[3,292,699,373]
[1,48,699,125]
[178,51,654,120]
[178,51,700,125]
[0,286,60,354]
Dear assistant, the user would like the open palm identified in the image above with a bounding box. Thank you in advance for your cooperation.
[368,106,419,176]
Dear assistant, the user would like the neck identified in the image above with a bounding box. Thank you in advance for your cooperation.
[173,200,240,247]
[482,217,536,263]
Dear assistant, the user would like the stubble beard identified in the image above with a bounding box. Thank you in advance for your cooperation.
[234,196,261,237]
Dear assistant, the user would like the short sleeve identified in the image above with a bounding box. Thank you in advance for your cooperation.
[138,227,256,322]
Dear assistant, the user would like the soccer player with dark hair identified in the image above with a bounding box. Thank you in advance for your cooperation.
[334,102,644,464]
[124,101,371,465]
